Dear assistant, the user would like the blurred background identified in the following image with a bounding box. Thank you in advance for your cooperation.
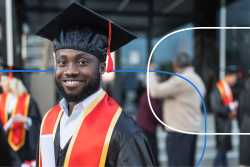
[0,0,250,166]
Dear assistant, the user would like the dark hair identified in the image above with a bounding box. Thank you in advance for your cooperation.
[172,52,191,68]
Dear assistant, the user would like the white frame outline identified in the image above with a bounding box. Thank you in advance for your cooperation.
[147,27,250,135]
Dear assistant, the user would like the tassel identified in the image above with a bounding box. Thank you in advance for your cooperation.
[106,19,114,73]
[9,65,13,80]
[238,67,242,79]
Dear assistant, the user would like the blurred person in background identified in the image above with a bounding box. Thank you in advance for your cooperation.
[149,52,206,167]
[210,65,238,167]
[0,65,41,163]
[0,121,22,166]
[237,73,250,167]
[136,75,162,166]
[135,80,145,105]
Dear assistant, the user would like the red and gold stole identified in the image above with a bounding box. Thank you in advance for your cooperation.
[39,90,122,167]
[216,80,236,118]
[216,80,233,106]
[0,93,30,151]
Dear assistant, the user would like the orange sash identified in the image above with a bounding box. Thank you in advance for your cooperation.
[216,80,233,106]
[39,90,122,167]
[216,80,236,118]
[0,93,30,151]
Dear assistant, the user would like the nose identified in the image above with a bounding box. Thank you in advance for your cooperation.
[63,63,80,76]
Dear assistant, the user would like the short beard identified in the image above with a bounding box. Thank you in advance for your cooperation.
[55,69,101,103]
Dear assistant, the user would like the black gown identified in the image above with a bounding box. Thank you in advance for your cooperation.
[237,89,250,166]
[7,97,41,162]
[37,111,155,166]
[0,121,22,166]
[210,87,232,152]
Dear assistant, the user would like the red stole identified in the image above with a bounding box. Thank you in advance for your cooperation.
[0,93,30,151]
[216,80,233,106]
[216,80,236,118]
[39,90,122,167]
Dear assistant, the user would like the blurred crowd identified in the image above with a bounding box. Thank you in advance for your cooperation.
[136,53,250,167]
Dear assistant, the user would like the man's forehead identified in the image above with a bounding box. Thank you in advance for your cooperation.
[55,49,95,59]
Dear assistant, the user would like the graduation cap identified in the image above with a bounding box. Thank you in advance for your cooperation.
[0,63,23,80]
[36,2,137,73]
[224,65,242,79]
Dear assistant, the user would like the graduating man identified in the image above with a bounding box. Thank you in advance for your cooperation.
[36,2,155,167]
[210,65,239,167]
[0,64,41,162]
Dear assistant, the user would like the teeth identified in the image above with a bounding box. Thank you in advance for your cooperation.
[66,81,79,84]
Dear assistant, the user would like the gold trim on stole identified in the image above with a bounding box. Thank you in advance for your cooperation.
[99,106,122,167]
[4,93,9,124]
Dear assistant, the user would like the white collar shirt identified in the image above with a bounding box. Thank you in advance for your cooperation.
[223,80,231,97]
[7,93,17,114]
[59,88,102,149]
[222,80,235,111]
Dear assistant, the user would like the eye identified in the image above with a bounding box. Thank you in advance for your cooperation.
[58,61,66,65]
[79,61,87,65]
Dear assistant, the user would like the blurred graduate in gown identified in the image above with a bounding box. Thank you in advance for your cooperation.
[0,65,41,162]
[210,65,239,167]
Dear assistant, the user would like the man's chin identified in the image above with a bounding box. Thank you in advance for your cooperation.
[63,90,83,97]
[62,83,86,92]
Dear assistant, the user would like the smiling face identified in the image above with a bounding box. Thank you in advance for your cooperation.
[55,49,106,102]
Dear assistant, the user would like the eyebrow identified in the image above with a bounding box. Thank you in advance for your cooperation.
[57,55,67,59]
[75,53,93,60]
[56,53,85,58]
[76,53,87,57]
[57,53,93,60]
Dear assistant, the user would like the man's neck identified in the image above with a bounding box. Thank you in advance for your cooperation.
[68,101,78,116]
[223,78,228,84]
[66,87,102,116]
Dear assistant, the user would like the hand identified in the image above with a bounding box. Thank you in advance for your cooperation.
[149,63,157,70]
[233,100,239,109]
[12,114,28,124]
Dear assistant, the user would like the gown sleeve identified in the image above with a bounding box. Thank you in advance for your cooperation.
[210,87,230,117]
[116,131,155,167]
[0,121,22,166]
[237,92,245,128]
[27,98,42,155]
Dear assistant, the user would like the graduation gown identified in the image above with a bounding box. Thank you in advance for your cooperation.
[37,111,155,167]
[237,89,250,166]
[3,97,41,162]
[210,87,232,152]
[0,121,22,166]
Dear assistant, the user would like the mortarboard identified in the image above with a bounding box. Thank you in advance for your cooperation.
[0,63,23,80]
[224,65,242,79]
[35,2,137,73]
[225,65,238,74]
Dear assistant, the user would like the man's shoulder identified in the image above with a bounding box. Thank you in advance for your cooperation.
[115,111,142,133]
[211,85,220,93]
[210,86,220,99]
[112,111,143,143]
[29,96,38,106]
[106,111,153,166]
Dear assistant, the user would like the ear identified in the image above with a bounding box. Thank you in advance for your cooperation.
[100,62,106,74]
